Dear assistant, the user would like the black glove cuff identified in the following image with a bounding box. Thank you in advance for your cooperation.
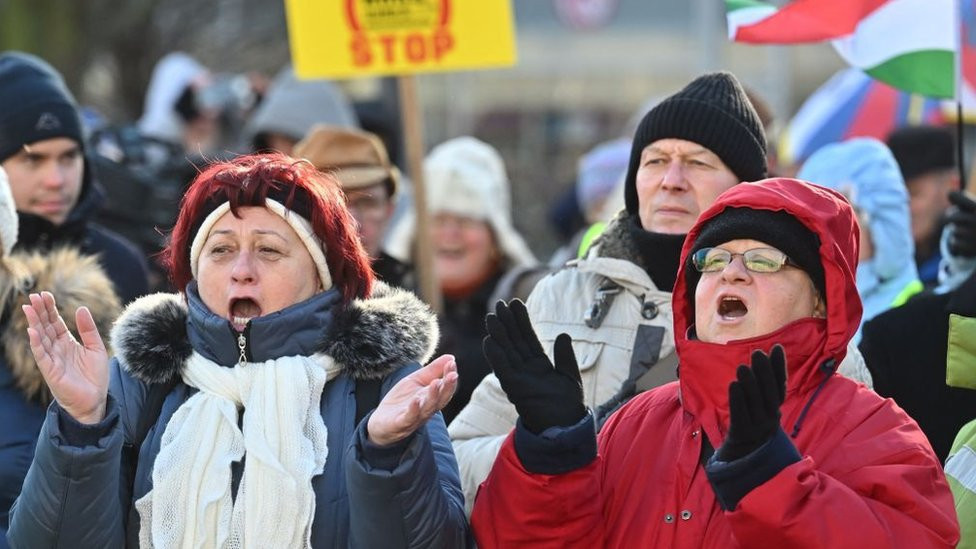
[514,412,597,475]
[705,427,801,511]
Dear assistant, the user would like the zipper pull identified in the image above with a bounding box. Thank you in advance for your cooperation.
[238,332,247,364]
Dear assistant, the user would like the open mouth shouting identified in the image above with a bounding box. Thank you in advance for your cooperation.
[229,297,262,332]
[717,294,748,321]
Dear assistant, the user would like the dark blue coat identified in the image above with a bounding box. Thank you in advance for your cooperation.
[8,283,467,547]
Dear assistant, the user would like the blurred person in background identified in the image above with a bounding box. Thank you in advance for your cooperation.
[859,189,976,462]
[941,264,976,549]
[0,51,149,304]
[136,52,220,161]
[547,137,631,267]
[243,67,358,155]
[797,138,921,343]
[91,52,264,293]
[742,86,784,177]
[448,71,872,515]
[293,125,411,288]
[6,153,468,548]
[886,125,958,288]
[0,166,121,549]
[384,136,537,426]
[471,178,958,548]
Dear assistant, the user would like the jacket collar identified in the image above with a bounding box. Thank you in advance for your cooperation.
[112,280,439,385]
[185,281,340,365]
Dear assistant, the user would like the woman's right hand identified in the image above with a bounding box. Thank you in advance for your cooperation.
[482,299,586,434]
[23,291,109,424]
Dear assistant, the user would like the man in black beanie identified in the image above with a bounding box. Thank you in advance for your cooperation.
[0,51,148,304]
[449,71,783,513]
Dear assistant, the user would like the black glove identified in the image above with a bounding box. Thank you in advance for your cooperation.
[714,345,787,462]
[483,299,586,434]
[946,190,976,258]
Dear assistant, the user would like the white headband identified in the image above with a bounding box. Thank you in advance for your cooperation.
[189,198,333,291]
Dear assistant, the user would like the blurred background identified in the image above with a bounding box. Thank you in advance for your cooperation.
[0,0,919,259]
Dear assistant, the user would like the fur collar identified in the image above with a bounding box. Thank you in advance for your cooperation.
[590,210,650,267]
[4,248,121,403]
[112,281,440,385]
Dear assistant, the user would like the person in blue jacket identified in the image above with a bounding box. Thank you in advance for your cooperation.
[0,166,121,549]
[7,153,468,548]
[797,137,922,343]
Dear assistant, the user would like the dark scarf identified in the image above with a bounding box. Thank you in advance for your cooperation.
[622,215,686,292]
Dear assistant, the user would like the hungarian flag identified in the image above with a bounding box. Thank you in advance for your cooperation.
[726,0,958,98]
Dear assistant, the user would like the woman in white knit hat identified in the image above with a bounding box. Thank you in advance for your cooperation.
[385,136,538,424]
[7,154,467,548]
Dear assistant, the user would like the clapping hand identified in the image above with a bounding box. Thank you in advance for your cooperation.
[23,291,109,425]
[715,345,787,462]
[482,299,585,434]
[367,354,458,446]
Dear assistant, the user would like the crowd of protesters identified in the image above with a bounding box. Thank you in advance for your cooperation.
[1,47,975,548]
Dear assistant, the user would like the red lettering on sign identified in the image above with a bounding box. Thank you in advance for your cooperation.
[378,35,397,63]
[432,29,453,60]
[404,33,426,63]
[351,33,372,66]
[348,30,456,67]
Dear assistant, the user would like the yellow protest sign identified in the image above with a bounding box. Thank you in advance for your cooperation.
[285,0,517,78]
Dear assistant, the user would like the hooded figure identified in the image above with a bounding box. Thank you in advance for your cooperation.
[385,136,538,425]
[0,165,121,545]
[797,138,921,342]
[450,72,871,516]
[137,52,210,146]
[243,67,358,154]
[471,178,958,547]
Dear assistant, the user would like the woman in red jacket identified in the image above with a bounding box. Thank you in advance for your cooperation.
[471,177,959,548]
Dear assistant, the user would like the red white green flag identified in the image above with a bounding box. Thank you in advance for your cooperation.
[726,0,959,98]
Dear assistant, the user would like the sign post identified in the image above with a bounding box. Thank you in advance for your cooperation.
[284,0,517,312]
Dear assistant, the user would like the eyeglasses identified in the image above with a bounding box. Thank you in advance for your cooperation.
[691,247,796,273]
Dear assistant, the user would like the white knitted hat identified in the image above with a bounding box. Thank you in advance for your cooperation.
[0,166,18,256]
[385,137,536,268]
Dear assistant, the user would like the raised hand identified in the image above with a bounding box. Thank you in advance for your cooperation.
[946,190,976,258]
[23,291,109,424]
[482,299,585,434]
[367,354,458,447]
[715,345,787,462]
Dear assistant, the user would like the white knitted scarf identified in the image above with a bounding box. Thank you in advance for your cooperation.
[135,351,342,548]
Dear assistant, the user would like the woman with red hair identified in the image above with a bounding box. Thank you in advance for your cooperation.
[7,153,468,548]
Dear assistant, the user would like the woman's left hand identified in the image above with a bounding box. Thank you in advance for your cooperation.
[367,354,458,447]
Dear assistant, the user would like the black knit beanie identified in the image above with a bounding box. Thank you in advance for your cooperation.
[624,72,767,215]
[0,52,84,163]
[685,207,826,304]
[885,125,955,182]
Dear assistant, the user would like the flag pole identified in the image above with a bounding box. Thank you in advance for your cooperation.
[956,0,967,191]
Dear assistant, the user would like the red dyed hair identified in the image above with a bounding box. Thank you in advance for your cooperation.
[163,153,374,304]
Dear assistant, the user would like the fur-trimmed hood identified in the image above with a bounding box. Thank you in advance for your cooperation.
[111,281,440,385]
[4,247,121,403]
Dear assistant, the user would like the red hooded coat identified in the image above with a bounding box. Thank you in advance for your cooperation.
[471,178,959,548]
